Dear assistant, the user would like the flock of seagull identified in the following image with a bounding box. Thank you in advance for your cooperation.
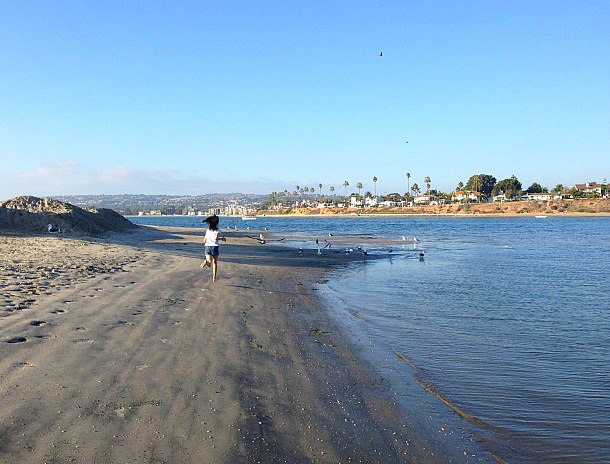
[248,229,425,260]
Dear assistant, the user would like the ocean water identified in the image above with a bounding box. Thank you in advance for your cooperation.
[130,215,610,463]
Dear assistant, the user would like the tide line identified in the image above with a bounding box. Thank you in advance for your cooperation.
[390,346,509,464]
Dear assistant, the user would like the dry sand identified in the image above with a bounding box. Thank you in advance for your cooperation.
[0,226,493,463]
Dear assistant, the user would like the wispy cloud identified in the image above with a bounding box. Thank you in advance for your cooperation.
[1,161,284,200]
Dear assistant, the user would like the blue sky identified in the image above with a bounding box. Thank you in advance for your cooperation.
[1,1,608,198]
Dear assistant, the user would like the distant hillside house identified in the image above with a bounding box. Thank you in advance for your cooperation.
[378,200,398,208]
[453,190,480,202]
[525,192,553,201]
[350,196,364,207]
[365,196,379,207]
[525,192,568,201]
[414,194,438,205]
[573,182,606,196]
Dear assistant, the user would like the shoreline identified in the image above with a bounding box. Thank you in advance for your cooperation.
[253,211,610,218]
[1,226,495,463]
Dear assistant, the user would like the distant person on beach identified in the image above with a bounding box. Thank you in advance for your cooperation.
[200,215,226,283]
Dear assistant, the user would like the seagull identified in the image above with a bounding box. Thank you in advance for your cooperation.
[47,224,60,233]
[299,247,304,255]
[379,52,383,56]
[259,234,265,241]
[402,235,407,241]
[328,233,333,237]
[413,236,419,242]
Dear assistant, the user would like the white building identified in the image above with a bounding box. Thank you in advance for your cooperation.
[525,192,553,201]
[350,196,364,207]
[378,200,398,208]
[364,196,378,207]
[453,190,481,202]
[414,194,438,205]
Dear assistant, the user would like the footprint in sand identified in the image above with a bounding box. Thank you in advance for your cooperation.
[62,300,74,304]
[74,327,87,331]
[30,320,47,327]
[50,309,67,314]
[71,338,93,344]
[6,337,27,344]
[131,310,143,316]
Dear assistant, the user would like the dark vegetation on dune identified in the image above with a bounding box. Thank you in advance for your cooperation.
[0,195,136,235]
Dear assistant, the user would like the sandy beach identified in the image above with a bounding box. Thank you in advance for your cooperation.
[1,226,493,463]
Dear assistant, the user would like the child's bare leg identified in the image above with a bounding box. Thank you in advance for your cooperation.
[212,257,218,282]
[200,255,212,268]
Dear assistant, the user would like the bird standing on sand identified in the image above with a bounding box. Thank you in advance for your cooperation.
[47,224,60,233]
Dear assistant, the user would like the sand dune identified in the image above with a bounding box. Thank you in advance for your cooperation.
[0,196,136,235]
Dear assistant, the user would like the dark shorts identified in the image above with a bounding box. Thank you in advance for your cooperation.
[205,246,219,257]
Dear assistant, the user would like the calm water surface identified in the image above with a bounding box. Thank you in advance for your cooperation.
[131,216,610,463]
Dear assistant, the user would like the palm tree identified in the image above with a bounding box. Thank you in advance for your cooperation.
[457,181,464,191]
[356,182,363,196]
[373,176,377,196]
[318,183,322,197]
[310,187,314,195]
[296,186,300,195]
[406,173,411,196]
[343,181,349,197]
[411,183,419,196]
[330,186,335,196]
[424,176,431,194]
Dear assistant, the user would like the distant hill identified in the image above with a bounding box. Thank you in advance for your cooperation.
[53,194,266,215]
[0,196,137,235]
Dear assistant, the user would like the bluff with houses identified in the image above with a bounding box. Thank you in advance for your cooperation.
[261,176,609,215]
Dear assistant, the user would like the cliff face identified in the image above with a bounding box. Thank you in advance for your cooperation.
[0,196,137,234]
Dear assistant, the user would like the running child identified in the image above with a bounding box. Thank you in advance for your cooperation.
[200,215,226,282]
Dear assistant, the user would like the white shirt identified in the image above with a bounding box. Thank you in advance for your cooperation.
[204,229,221,246]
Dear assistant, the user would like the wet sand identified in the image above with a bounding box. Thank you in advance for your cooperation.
[0,226,493,463]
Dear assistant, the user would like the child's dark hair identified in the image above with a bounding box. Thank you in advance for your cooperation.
[203,214,219,230]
